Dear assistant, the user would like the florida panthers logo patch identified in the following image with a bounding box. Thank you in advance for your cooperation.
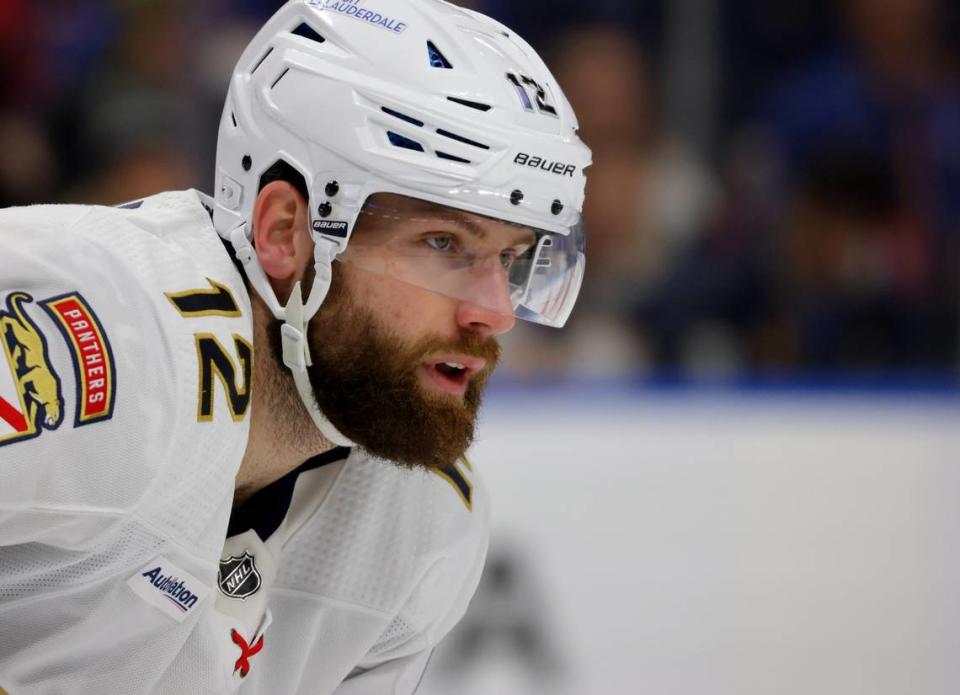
[0,293,64,447]
[0,290,116,449]
[40,293,117,427]
[218,552,262,600]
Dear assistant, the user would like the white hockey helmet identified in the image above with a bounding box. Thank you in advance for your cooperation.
[213,0,591,443]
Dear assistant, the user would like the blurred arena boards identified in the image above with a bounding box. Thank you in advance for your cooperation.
[419,382,960,695]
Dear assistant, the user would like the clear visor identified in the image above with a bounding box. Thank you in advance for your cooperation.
[334,194,585,328]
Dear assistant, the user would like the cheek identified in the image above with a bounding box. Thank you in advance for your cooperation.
[391,286,458,340]
[343,265,457,337]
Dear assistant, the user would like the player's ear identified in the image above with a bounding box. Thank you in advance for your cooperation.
[251,181,313,293]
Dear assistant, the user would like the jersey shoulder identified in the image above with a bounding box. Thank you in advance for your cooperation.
[0,191,252,552]
[278,449,490,628]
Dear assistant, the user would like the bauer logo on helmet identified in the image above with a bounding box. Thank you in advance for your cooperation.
[513,153,578,178]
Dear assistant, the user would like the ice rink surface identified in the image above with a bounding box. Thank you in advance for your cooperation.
[420,383,960,695]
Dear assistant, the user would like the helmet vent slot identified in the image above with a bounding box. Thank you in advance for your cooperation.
[291,22,326,44]
[436,129,489,150]
[388,131,425,152]
[381,107,424,128]
[230,112,238,128]
[447,97,492,112]
[271,68,290,89]
[427,41,453,69]
[437,152,471,164]
[251,46,274,75]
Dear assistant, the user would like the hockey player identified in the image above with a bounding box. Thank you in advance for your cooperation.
[0,1,590,693]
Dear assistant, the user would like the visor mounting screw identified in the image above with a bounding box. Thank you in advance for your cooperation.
[325,181,340,197]
[510,189,524,205]
[551,200,564,215]
[318,202,333,218]
[241,155,252,172]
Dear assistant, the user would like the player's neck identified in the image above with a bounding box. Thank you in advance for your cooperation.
[234,295,335,507]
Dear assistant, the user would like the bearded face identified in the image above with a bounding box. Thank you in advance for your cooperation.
[261,192,533,469]
[300,267,501,470]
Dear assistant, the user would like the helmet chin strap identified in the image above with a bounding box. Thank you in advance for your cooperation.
[229,224,355,448]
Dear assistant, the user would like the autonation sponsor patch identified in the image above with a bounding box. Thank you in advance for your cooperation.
[306,0,407,34]
[127,556,211,623]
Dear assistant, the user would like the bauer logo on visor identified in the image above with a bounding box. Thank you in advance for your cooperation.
[313,220,349,237]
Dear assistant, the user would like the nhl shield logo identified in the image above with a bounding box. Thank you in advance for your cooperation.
[218,552,262,600]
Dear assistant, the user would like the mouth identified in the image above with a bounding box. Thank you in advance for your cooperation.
[419,354,487,397]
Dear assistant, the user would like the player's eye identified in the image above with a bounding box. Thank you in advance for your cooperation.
[499,250,517,270]
[424,234,455,252]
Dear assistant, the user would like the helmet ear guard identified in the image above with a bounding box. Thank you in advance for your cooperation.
[212,0,591,441]
[225,212,355,447]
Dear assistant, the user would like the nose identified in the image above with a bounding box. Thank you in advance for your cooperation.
[456,299,515,337]
[455,264,516,337]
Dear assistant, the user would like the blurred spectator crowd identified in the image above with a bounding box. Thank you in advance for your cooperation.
[2,0,959,379]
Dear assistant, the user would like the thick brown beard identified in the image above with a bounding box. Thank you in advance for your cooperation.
[292,272,501,470]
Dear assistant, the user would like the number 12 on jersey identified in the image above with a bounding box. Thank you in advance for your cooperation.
[166,279,253,423]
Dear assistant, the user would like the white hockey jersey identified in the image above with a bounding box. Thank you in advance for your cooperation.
[0,191,489,694]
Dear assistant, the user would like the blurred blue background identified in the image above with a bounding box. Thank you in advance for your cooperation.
[3,0,959,383]
[3,2,960,693]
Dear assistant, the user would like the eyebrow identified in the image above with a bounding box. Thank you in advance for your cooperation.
[413,204,537,247]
